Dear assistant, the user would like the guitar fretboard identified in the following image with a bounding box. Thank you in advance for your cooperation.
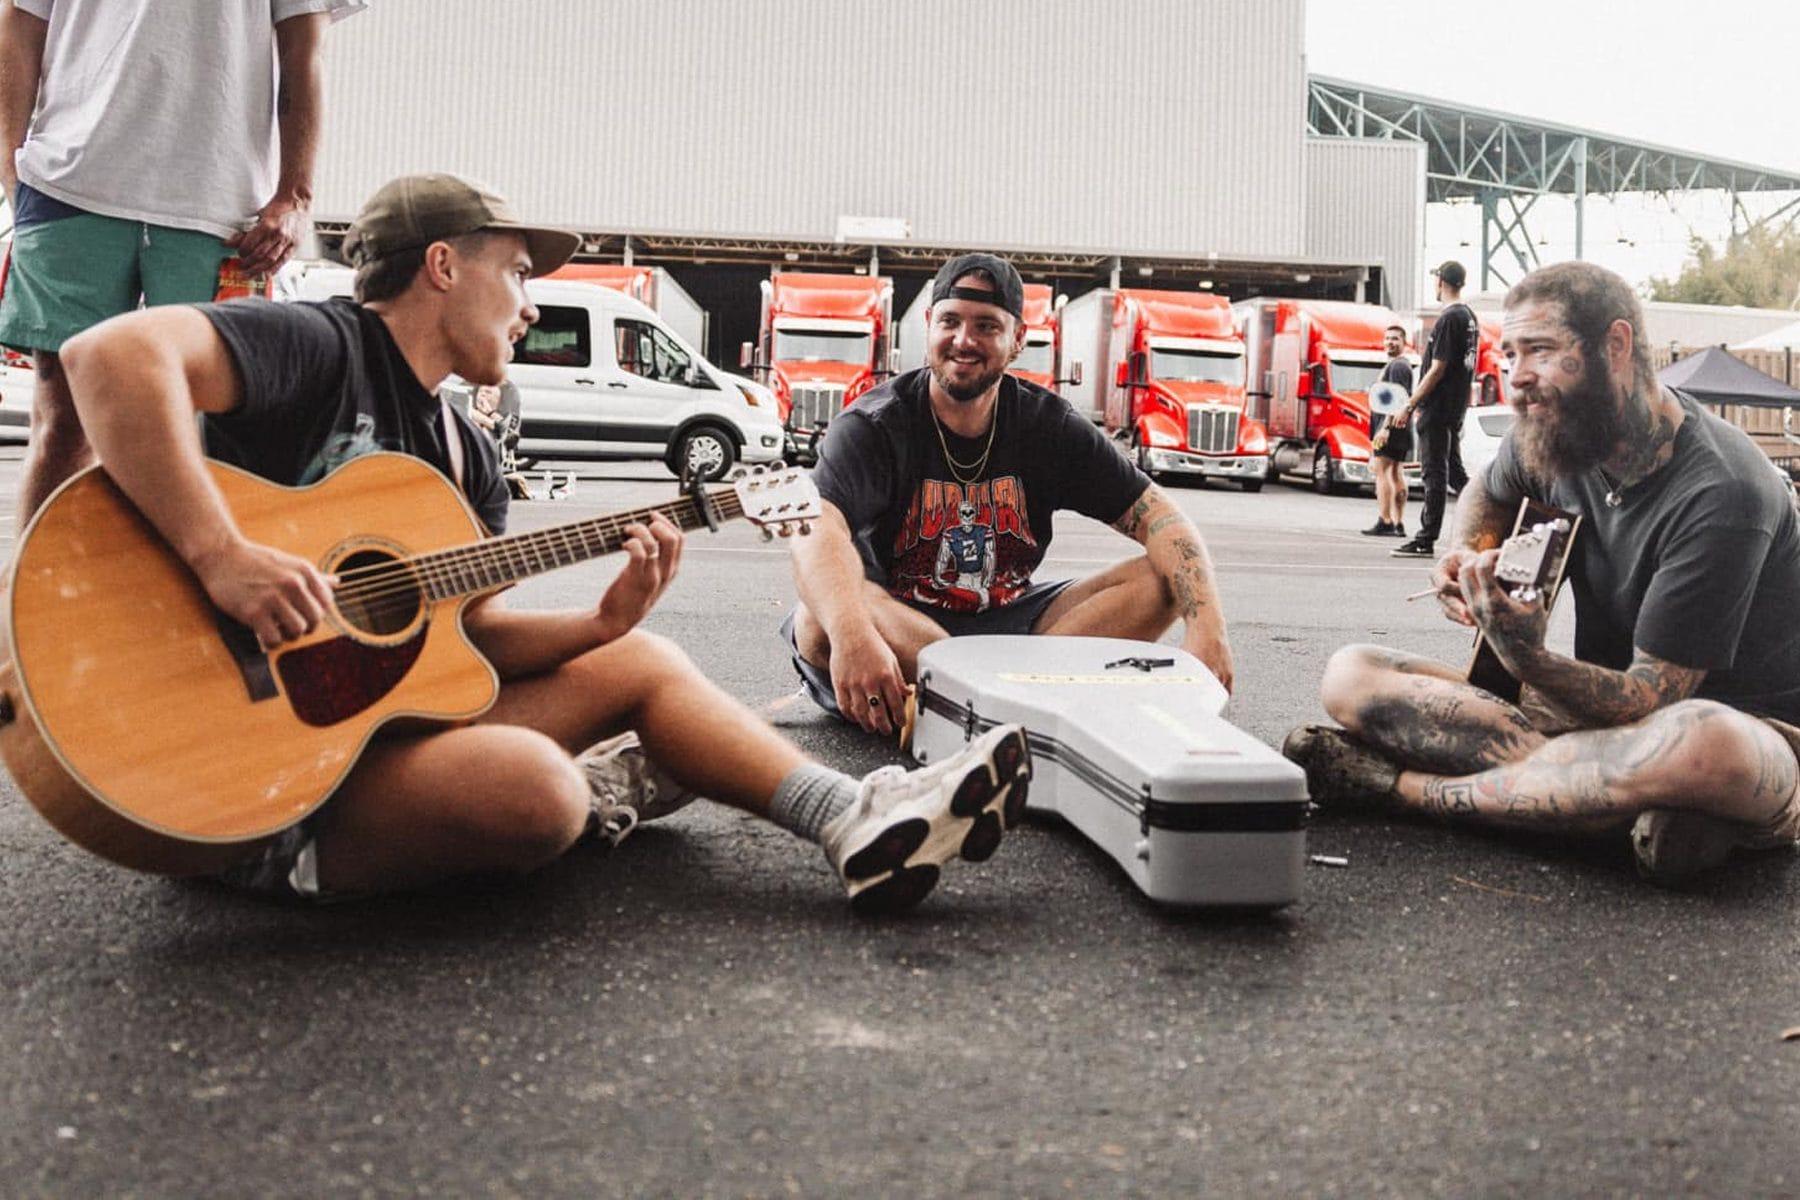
[335,489,748,607]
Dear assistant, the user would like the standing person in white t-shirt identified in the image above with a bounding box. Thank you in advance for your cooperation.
[0,0,366,528]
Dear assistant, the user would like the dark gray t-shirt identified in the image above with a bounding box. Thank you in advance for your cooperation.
[812,369,1149,614]
[200,298,510,535]
[1485,390,1800,721]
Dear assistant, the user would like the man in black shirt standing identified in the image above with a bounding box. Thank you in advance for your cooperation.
[784,253,1235,735]
[51,174,1032,914]
[1390,260,1480,558]
[1285,261,1800,882]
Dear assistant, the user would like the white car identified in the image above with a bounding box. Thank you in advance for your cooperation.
[1460,404,1515,486]
[0,350,34,443]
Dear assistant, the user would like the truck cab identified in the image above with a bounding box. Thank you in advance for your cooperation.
[1237,298,1419,494]
[741,272,894,461]
[1061,289,1267,490]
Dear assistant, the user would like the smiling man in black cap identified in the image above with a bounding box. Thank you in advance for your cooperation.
[784,252,1236,734]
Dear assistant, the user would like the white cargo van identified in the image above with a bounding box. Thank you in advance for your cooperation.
[278,262,785,480]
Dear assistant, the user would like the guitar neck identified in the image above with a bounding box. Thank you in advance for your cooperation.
[407,489,745,599]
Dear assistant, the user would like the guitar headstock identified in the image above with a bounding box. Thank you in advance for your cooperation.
[732,462,822,541]
[1495,517,1574,604]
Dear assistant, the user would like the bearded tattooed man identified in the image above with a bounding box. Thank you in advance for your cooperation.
[1285,261,1800,883]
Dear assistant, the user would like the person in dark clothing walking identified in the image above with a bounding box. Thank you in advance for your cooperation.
[1390,261,1479,558]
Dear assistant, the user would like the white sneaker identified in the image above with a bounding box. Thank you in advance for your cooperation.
[577,732,697,846]
[819,724,1032,915]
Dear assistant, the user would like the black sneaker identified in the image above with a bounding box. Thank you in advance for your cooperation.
[1389,538,1435,558]
[1360,520,1394,537]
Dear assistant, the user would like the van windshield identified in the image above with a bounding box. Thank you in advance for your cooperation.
[773,329,871,365]
[1150,348,1243,386]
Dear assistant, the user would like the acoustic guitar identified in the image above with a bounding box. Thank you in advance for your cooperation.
[1465,498,1581,704]
[0,453,819,876]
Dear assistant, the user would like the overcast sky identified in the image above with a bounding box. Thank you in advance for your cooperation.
[1305,0,1800,290]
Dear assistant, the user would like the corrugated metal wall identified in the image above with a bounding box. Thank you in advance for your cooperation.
[314,0,1309,259]
[1303,138,1426,310]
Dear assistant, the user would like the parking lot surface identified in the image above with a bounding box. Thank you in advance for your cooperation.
[1,450,1795,1197]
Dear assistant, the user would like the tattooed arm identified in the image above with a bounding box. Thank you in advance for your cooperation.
[1113,485,1235,691]
[1461,548,1705,726]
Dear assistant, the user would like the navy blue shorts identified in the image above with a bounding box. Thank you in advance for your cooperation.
[781,579,1074,719]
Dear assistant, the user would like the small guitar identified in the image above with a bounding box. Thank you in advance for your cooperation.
[0,454,819,875]
[1465,498,1581,704]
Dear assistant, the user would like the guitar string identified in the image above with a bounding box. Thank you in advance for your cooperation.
[325,494,732,586]
[324,493,772,611]
[331,502,733,607]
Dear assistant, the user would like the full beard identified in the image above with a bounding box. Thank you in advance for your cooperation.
[930,355,1007,403]
[1510,352,1626,480]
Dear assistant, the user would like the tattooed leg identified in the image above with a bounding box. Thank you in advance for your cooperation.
[1321,643,1545,774]
[1392,700,1800,833]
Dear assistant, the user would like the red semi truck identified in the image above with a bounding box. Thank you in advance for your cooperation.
[1012,284,1060,389]
[1059,288,1267,489]
[741,271,894,459]
[1235,298,1419,494]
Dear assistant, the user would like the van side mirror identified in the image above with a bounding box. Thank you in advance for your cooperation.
[738,341,753,370]
[1070,361,1083,387]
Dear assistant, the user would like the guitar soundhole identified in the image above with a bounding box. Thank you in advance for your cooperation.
[333,548,422,638]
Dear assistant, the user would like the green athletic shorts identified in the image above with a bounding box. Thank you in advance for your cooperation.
[0,212,230,353]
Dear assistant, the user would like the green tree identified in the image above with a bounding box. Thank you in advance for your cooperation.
[1649,225,1800,308]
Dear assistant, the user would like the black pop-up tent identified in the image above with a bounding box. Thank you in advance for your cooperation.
[1659,346,1800,408]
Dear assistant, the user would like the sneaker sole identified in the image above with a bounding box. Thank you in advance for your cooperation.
[844,727,1033,916]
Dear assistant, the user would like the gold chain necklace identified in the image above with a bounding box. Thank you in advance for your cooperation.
[932,401,999,486]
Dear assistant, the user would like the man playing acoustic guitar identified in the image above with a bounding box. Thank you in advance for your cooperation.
[50,173,1031,913]
[1283,261,1800,882]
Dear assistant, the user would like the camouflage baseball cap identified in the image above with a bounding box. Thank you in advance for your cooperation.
[342,173,580,277]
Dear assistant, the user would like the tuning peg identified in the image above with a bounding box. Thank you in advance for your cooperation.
[798,520,812,535]
[750,464,765,476]
[760,527,773,542]
[778,525,794,538]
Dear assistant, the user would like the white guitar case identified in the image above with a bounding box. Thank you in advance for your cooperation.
[908,636,1309,909]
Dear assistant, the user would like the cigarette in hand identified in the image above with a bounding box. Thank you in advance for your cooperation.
[1404,587,1438,602]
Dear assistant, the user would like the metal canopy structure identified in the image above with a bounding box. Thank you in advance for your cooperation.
[1307,74,1800,289]
[308,222,1373,296]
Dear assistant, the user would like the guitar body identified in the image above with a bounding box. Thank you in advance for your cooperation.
[1,453,500,874]
[1466,498,1581,704]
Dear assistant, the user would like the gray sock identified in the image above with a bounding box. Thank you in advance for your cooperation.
[769,763,859,842]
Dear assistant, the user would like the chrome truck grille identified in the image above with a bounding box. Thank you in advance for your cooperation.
[1187,406,1240,454]
[790,384,847,430]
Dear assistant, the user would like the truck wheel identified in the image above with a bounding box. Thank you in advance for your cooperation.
[672,425,736,482]
[1131,432,1162,482]
[1311,445,1339,495]
[1238,477,1264,493]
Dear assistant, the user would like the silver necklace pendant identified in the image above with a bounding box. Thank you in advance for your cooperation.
[1604,489,1623,509]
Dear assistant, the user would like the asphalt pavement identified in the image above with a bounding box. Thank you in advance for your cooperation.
[2,447,1796,1198]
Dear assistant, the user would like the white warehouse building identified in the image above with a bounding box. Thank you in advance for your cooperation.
[311,0,1426,357]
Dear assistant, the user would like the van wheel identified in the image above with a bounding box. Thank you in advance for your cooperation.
[673,426,736,482]
[1311,445,1339,495]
